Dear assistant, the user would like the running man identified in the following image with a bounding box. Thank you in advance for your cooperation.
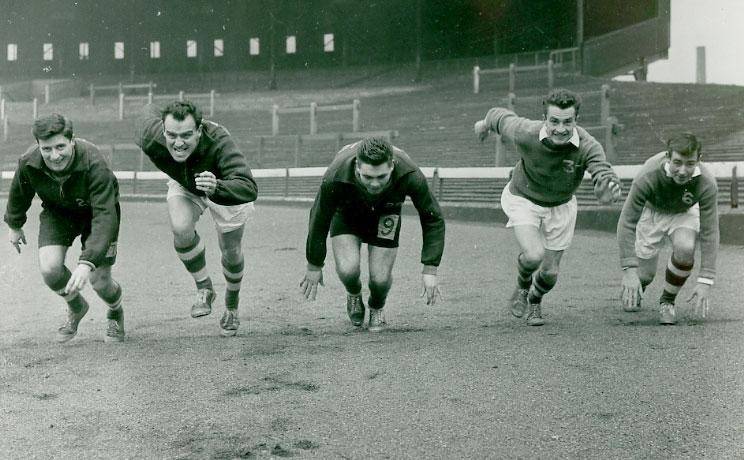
[474,88,622,325]
[137,101,258,336]
[5,113,125,342]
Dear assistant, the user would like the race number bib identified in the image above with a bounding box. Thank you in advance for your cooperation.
[377,214,400,240]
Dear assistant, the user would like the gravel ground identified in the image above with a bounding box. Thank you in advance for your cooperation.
[1,201,743,459]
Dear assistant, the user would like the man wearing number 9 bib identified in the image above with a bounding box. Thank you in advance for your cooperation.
[300,137,445,332]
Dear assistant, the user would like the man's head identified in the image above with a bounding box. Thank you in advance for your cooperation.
[354,137,394,195]
[666,133,702,185]
[542,88,581,146]
[33,113,75,173]
[161,100,203,162]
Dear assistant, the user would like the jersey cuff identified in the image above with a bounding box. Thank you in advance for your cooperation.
[696,277,714,286]
[78,260,96,270]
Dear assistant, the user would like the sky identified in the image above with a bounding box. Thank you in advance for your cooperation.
[646,0,744,85]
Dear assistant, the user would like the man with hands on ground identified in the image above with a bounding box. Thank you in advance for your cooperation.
[300,137,445,332]
[474,88,622,326]
[5,114,125,342]
[617,133,718,324]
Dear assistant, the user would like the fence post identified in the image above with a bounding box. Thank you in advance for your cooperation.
[108,143,116,168]
[257,136,264,167]
[3,116,8,141]
[352,99,360,132]
[118,92,124,120]
[600,84,611,126]
[473,66,480,94]
[294,135,302,167]
[118,82,123,96]
[90,84,95,105]
[32,98,38,120]
[147,90,153,105]
[178,90,184,102]
[309,102,317,135]
[148,81,153,93]
[431,168,441,201]
[732,166,739,208]
[44,84,50,104]
[603,116,618,163]
[209,89,215,117]
[508,63,516,93]
[0,98,4,120]
[284,168,290,198]
[138,148,144,173]
[272,105,279,136]
[547,59,554,89]
[507,92,516,112]
[494,134,503,167]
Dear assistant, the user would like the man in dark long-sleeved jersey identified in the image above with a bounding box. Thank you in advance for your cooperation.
[4,114,125,342]
[474,88,622,325]
[617,133,718,324]
[137,101,258,336]
[300,137,445,332]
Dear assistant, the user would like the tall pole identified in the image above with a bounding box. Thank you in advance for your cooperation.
[576,0,584,73]
[696,46,706,84]
[414,0,422,83]
[269,11,278,90]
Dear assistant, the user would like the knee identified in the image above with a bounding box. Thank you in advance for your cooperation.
[521,248,544,267]
[171,222,196,245]
[39,259,66,286]
[89,270,113,293]
[369,271,393,292]
[336,261,361,284]
[673,241,696,265]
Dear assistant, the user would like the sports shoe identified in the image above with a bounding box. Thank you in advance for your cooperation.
[659,302,677,325]
[623,295,642,312]
[57,299,90,343]
[346,293,365,327]
[220,309,240,337]
[525,301,545,326]
[191,289,216,318]
[509,288,529,318]
[104,308,125,343]
[368,308,387,332]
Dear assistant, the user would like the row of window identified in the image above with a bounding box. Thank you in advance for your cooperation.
[5,34,336,62]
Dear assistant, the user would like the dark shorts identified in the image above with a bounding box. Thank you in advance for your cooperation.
[329,211,402,248]
[38,205,121,266]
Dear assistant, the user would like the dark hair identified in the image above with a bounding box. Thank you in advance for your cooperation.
[543,88,581,116]
[356,137,393,166]
[32,113,73,141]
[666,133,702,159]
[160,100,203,128]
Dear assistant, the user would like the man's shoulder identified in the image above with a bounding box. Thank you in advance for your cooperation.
[201,120,233,142]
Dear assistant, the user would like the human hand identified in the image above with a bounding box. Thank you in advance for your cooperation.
[65,263,93,295]
[300,268,324,301]
[420,274,442,306]
[9,227,26,254]
[195,171,218,196]
[687,282,711,320]
[621,268,642,311]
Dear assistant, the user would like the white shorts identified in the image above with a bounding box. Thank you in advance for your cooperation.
[166,179,254,233]
[635,204,700,259]
[500,182,577,251]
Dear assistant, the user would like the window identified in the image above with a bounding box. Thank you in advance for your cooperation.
[214,39,223,57]
[150,41,160,59]
[249,38,260,56]
[79,42,89,60]
[285,35,296,54]
[323,33,334,52]
[187,40,197,58]
[7,44,17,61]
[114,42,124,59]
[43,43,53,61]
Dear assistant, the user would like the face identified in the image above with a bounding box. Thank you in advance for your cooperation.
[38,134,75,172]
[668,150,699,185]
[543,105,578,146]
[355,160,394,195]
[163,114,202,162]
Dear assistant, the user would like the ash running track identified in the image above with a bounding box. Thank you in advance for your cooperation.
[0,201,742,459]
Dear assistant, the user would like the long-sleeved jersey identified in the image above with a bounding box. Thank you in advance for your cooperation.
[617,152,719,282]
[484,107,620,207]
[306,143,445,273]
[4,139,120,268]
[137,117,257,206]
